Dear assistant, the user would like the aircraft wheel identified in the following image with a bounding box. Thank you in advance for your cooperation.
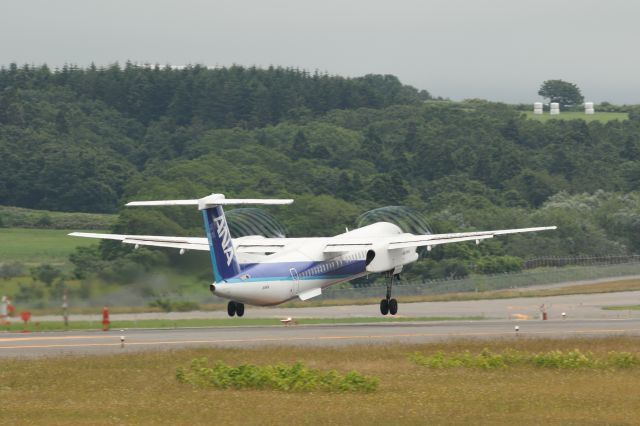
[380,299,389,315]
[389,298,398,315]
[236,303,245,317]
[227,301,237,317]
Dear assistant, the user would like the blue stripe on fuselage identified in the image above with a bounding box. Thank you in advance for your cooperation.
[226,259,367,283]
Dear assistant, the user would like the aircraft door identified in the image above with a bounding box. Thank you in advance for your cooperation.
[289,268,300,295]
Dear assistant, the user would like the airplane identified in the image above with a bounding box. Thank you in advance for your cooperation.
[70,193,556,317]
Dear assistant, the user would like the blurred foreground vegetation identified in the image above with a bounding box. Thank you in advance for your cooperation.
[1,338,639,425]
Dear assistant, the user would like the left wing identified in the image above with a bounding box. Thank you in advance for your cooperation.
[68,232,210,251]
[68,232,294,254]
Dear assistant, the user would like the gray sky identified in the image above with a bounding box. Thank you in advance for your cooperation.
[1,0,638,103]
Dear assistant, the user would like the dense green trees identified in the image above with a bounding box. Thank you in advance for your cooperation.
[2,64,640,281]
[0,63,428,128]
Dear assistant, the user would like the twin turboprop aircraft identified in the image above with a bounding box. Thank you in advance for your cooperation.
[70,194,556,317]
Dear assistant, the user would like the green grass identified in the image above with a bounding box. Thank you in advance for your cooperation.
[1,316,486,332]
[524,111,628,122]
[1,337,640,425]
[284,278,640,308]
[410,348,640,370]
[0,205,116,229]
[602,305,640,311]
[0,228,100,266]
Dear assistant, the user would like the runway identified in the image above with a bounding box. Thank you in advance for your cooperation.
[2,318,640,358]
[30,288,640,323]
[4,286,640,358]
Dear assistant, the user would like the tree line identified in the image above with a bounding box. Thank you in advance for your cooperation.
[1,64,639,282]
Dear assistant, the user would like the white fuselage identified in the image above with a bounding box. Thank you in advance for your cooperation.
[212,222,419,306]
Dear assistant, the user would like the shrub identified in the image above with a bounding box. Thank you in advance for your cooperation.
[35,214,53,228]
[475,255,523,274]
[607,351,640,369]
[176,359,379,392]
[150,299,199,312]
[15,281,45,304]
[410,349,640,370]
[0,262,26,279]
[531,349,594,369]
[30,264,62,286]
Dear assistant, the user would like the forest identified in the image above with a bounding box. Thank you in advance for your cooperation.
[1,63,639,282]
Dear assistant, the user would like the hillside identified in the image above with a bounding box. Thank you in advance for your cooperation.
[0,205,116,229]
[0,228,99,266]
[1,64,640,282]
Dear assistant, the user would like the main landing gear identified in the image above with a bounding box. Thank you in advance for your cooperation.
[227,301,245,317]
[380,273,399,316]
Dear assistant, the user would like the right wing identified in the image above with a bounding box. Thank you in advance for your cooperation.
[385,226,557,250]
[323,226,557,253]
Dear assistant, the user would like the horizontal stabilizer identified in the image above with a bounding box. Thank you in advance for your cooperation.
[126,193,293,210]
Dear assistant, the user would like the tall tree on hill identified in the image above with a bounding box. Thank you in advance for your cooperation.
[538,79,584,108]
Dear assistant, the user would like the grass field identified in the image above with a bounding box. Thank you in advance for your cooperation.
[1,337,639,425]
[0,228,101,266]
[5,276,640,318]
[284,278,640,308]
[0,205,116,229]
[0,315,486,332]
[524,111,628,122]
[603,305,640,311]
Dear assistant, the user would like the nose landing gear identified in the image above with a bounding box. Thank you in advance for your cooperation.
[380,273,399,316]
[227,301,245,317]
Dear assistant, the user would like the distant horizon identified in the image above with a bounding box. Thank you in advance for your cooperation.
[2,0,638,104]
[2,60,633,106]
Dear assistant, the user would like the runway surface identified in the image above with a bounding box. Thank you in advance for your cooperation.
[5,284,640,358]
[31,288,640,323]
[2,318,640,358]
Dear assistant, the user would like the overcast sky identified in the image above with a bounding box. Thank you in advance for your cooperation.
[1,0,638,103]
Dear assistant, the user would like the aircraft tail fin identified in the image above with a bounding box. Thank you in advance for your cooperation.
[126,194,293,282]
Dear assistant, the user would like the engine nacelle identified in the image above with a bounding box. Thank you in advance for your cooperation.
[365,246,419,273]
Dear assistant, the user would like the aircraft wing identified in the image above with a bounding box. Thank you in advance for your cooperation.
[386,226,557,250]
[71,226,556,255]
[323,226,556,253]
[68,232,210,251]
[68,232,292,254]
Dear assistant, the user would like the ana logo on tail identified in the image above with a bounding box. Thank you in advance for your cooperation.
[214,215,235,266]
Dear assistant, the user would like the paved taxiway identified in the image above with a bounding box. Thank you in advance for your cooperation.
[2,318,640,358]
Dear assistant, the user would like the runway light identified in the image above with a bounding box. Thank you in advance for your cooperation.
[562,312,567,319]
[515,325,520,334]
[120,335,125,348]
[280,317,298,326]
